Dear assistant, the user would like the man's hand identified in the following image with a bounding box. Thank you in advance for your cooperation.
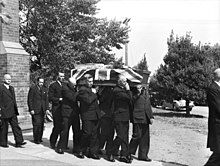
[59,98,63,101]
[30,110,35,115]
[46,110,50,115]
[125,82,130,90]
[150,118,154,125]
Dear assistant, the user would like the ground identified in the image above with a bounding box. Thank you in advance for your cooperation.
[1,106,211,166]
[149,107,211,166]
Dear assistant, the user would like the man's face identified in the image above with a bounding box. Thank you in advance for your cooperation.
[87,78,93,88]
[38,78,44,87]
[4,75,11,85]
[58,72,65,82]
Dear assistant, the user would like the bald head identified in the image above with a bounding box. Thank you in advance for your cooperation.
[118,75,127,87]
[214,68,220,81]
[3,74,11,85]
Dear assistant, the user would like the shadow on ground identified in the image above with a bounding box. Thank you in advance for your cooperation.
[154,111,205,118]
[161,161,188,166]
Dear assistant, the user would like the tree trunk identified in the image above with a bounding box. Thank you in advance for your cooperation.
[186,99,190,116]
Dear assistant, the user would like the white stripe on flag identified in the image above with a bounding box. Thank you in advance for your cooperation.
[95,69,99,80]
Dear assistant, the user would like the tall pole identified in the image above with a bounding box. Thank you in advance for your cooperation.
[123,18,130,66]
[125,40,128,66]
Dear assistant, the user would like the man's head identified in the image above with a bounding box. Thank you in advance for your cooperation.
[136,84,143,94]
[83,74,93,88]
[57,72,65,82]
[214,68,220,81]
[118,75,127,87]
[3,74,11,85]
[37,77,44,88]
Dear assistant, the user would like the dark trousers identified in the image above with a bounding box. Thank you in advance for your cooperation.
[57,114,81,150]
[204,152,220,166]
[99,117,114,155]
[0,115,23,145]
[111,121,129,157]
[79,119,99,154]
[49,106,62,146]
[32,113,44,142]
[129,123,150,158]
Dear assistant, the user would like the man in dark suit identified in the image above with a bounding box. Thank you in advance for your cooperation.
[110,75,133,163]
[0,74,26,148]
[205,68,220,166]
[56,77,81,154]
[129,84,154,162]
[97,86,115,161]
[27,77,49,144]
[49,72,65,149]
[76,74,101,160]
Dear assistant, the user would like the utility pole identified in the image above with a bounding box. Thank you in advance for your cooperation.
[123,18,130,66]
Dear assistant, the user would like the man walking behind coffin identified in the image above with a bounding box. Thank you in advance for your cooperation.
[129,84,154,162]
[49,72,65,149]
[205,68,220,166]
[110,75,133,163]
[76,74,101,160]
[0,74,26,148]
[27,77,49,144]
[56,77,81,154]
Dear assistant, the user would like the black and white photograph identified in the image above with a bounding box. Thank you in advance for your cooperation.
[0,0,220,166]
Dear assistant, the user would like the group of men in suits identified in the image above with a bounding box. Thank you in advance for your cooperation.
[0,72,154,164]
[46,72,154,163]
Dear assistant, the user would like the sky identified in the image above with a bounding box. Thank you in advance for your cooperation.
[96,0,220,74]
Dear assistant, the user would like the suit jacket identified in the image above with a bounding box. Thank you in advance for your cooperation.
[48,81,63,112]
[27,85,49,114]
[0,84,19,118]
[77,85,101,120]
[132,92,153,124]
[112,86,132,121]
[207,81,220,152]
[97,87,114,118]
[61,82,79,117]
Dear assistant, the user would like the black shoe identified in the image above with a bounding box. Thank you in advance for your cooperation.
[76,152,84,159]
[0,144,9,148]
[34,141,41,144]
[138,157,152,162]
[88,153,100,160]
[119,156,132,163]
[56,148,64,154]
[15,142,26,148]
[107,155,115,162]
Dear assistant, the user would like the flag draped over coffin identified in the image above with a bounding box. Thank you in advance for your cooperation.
[71,67,143,86]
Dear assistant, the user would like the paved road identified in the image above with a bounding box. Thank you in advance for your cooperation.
[0,123,181,166]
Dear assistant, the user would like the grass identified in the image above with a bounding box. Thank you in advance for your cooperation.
[153,108,208,135]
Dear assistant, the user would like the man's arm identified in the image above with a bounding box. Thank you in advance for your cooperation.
[48,83,60,104]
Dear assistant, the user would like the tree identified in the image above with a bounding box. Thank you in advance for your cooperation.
[134,53,149,71]
[149,31,220,115]
[19,0,129,79]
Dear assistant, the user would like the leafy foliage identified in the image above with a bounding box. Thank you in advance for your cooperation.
[149,31,220,108]
[133,53,149,71]
[19,0,129,80]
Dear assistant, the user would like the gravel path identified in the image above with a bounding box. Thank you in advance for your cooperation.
[148,108,211,166]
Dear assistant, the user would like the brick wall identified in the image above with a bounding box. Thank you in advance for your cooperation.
[0,0,31,124]
[0,0,19,42]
